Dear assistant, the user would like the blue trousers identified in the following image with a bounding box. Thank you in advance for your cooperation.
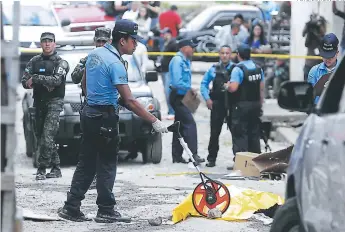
[161,72,174,115]
[64,105,120,214]
[169,93,198,158]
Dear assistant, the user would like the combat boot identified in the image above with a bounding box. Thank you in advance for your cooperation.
[206,161,216,167]
[46,166,62,178]
[58,207,91,222]
[190,154,205,165]
[36,167,46,180]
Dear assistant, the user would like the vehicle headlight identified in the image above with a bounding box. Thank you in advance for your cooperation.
[136,97,155,112]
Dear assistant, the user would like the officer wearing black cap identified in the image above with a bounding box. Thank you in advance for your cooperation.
[169,38,205,165]
[21,32,70,180]
[71,27,111,86]
[225,44,264,164]
[308,33,340,104]
[59,19,168,223]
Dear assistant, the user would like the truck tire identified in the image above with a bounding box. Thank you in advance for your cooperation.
[23,116,33,157]
[270,197,303,232]
[142,133,162,164]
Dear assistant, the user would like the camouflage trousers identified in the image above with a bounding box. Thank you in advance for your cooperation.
[34,98,64,168]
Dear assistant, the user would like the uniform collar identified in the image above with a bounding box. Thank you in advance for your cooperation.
[177,51,188,62]
[41,51,57,59]
[104,42,121,58]
[218,61,233,69]
[319,59,339,70]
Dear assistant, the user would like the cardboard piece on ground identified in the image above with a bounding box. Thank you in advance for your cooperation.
[22,208,61,221]
[252,145,293,173]
[181,90,201,113]
[233,152,261,177]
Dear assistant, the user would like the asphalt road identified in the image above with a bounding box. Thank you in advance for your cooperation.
[14,70,289,232]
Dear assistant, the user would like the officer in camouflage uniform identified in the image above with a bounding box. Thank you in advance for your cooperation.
[22,32,70,180]
[71,27,111,86]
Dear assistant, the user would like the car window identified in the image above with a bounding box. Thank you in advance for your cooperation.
[2,5,58,26]
[317,58,345,114]
[122,55,142,82]
[206,11,263,29]
[185,8,213,31]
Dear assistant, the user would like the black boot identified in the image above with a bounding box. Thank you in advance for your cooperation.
[58,207,91,222]
[190,154,205,165]
[36,167,46,180]
[94,210,131,223]
[206,161,216,167]
[46,166,62,178]
[172,156,188,163]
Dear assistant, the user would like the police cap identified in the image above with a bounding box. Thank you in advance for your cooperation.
[113,19,143,40]
[40,32,55,41]
[178,38,197,49]
[319,33,339,59]
[94,27,111,41]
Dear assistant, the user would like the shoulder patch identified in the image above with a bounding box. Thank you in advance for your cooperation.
[59,60,69,69]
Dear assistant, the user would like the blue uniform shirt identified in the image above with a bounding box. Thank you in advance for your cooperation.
[230,60,265,84]
[169,51,192,95]
[307,60,339,104]
[200,62,234,101]
[86,43,128,109]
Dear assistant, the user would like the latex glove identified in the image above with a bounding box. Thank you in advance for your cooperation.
[152,119,168,133]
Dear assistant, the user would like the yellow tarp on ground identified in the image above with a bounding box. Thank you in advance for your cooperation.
[172,184,284,223]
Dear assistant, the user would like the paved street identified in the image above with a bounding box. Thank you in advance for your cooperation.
[15,69,290,232]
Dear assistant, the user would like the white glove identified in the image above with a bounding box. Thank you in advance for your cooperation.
[152,119,168,133]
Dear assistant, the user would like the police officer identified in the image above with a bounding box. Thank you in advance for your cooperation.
[200,45,235,167]
[225,44,264,164]
[308,33,340,104]
[71,27,111,86]
[169,38,205,164]
[21,32,69,180]
[58,19,168,223]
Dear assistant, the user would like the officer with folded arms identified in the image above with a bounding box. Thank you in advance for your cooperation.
[225,44,264,167]
[169,38,205,165]
[58,19,168,223]
[308,33,340,104]
[21,32,69,180]
[200,45,235,167]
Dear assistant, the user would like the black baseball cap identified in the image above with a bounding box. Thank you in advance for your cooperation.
[94,27,111,41]
[178,38,197,49]
[113,19,143,40]
[319,33,339,59]
[40,32,55,41]
[237,44,251,58]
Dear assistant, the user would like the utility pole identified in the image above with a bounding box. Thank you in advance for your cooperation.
[1,1,22,231]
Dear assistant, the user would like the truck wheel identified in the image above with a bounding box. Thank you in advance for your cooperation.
[142,133,162,164]
[23,116,33,157]
[270,197,302,232]
[30,132,38,168]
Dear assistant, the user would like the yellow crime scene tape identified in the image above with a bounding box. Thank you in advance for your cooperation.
[19,47,322,60]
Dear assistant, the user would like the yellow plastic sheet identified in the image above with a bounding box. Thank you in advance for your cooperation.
[172,184,284,223]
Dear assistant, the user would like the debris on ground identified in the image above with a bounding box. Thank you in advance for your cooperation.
[207,208,222,219]
[148,217,163,226]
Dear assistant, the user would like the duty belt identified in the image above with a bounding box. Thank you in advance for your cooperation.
[87,104,119,115]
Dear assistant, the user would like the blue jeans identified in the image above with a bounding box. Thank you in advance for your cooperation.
[150,17,158,30]
[161,72,174,115]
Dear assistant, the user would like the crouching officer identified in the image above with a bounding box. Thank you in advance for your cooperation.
[21,32,69,180]
[58,19,168,223]
[308,33,340,104]
[225,44,264,164]
[200,45,235,167]
[169,38,205,164]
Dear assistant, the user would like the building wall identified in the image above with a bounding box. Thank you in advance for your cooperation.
[290,1,344,81]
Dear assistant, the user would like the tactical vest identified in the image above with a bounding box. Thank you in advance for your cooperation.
[32,59,65,100]
[233,64,262,103]
[210,63,234,101]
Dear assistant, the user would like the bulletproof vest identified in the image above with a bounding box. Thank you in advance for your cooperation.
[32,58,65,100]
[210,63,234,100]
[233,64,262,102]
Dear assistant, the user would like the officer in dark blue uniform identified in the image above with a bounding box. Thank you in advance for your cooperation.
[200,45,235,167]
[225,44,264,165]
[169,38,205,164]
[59,19,168,223]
